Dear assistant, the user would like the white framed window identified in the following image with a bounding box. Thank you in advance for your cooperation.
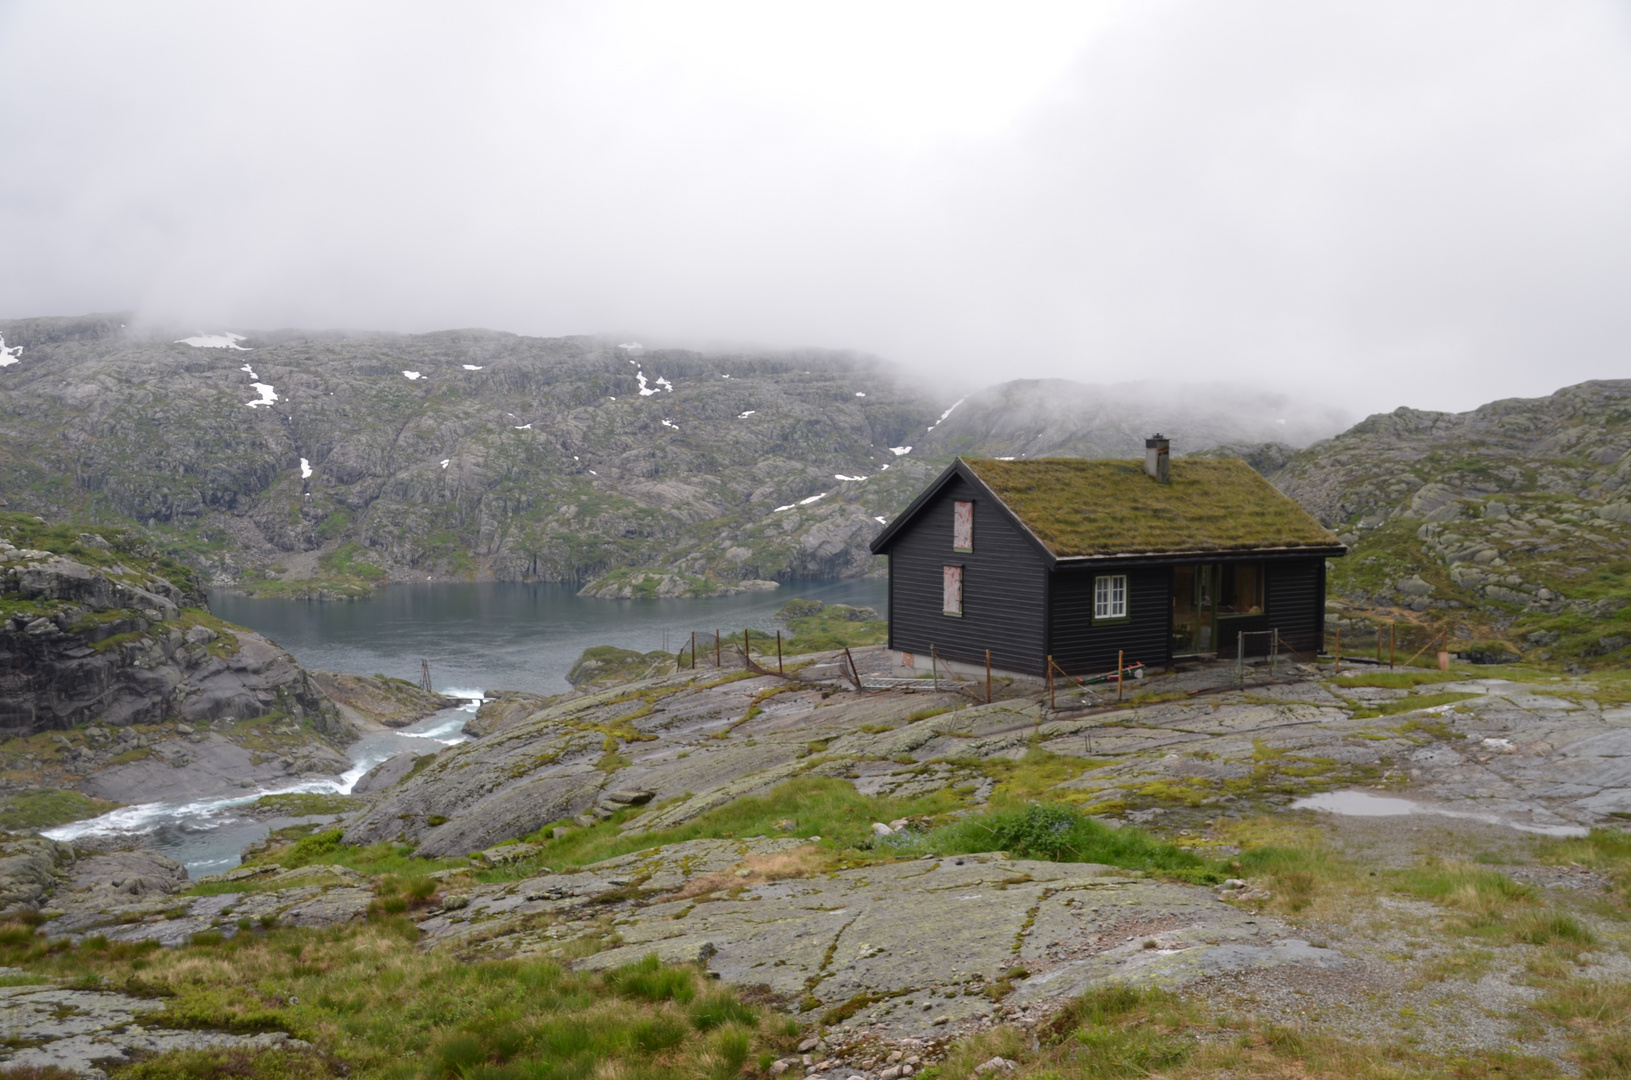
[942,565,963,616]
[1094,574,1127,620]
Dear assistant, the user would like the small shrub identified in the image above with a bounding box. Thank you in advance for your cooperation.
[430,1031,487,1076]
[632,1014,690,1053]
[707,1025,753,1077]
[605,954,697,1004]
[928,803,1210,878]
[1514,913,1594,948]
[689,991,757,1031]
[280,829,344,869]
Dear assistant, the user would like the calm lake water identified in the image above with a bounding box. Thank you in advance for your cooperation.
[209,578,889,696]
[48,579,887,874]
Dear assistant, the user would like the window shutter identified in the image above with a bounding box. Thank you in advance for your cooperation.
[942,565,963,615]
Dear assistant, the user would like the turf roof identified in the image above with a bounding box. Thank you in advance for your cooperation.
[963,457,1340,558]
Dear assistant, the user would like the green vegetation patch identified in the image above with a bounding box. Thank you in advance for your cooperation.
[1330,670,1476,690]
[0,914,791,1080]
[237,542,388,600]
[964,457,1339,557]
[226,827,469,883]
[0,788,118,831]
[567,645,676,689]
[0,512,200,598]
[774,598,887,654]
[250,792,360,818]
[1347,691,1482,719]
[921,802,1213,881]
[319,542,388,582]
[519,776,966,877]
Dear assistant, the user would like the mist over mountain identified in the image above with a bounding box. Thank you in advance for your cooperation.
[918,378,1351,460]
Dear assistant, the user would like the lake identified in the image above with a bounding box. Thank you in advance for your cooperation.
[49,578,888,874]
[209,578,889,696]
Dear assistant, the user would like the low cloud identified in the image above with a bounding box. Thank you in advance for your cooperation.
[1,1,1627,417]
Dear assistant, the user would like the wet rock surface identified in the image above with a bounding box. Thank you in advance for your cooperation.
[0,539,347,746]
[415,839,1340,1039]
[344,648,1631,862]
[0,982,310,1079]
[308,669,460,728]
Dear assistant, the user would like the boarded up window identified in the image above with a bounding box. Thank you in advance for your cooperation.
[1094,574,1127,620]
[943,565,963,616]
[953,501,974,552]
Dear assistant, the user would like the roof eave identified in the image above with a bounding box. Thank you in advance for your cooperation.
[868,459,963,554]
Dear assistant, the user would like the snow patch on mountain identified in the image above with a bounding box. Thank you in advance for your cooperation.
[177,332,249,350]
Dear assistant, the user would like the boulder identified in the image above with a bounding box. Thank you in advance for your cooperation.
[0,837,75,914]
[352,752,428,794]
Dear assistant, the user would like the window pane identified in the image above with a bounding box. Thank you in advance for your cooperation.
[953,501,973,552]
[1220,563,1264,615]
[942,565,963,615]
[1094,574,1126,619]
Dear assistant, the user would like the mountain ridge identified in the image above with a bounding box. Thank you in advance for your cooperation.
[0,314,1349,598]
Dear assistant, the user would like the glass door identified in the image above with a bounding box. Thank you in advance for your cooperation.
[1171,564,1220,656]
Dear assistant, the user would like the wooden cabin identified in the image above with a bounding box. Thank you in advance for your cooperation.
[868,438,1345,678]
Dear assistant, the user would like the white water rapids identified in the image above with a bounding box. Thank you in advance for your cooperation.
[44,692,484,876]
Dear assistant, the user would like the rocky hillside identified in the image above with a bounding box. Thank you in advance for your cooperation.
[1271,379,1631,665]
[0,513,354,814]
[0,314,950,596]
[0,315,1349,598]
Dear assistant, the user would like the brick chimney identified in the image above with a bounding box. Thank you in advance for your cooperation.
[1145,434,1170,483]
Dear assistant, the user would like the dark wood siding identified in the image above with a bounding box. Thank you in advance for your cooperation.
[1048,566,1171,674]
[1211,558,1325,658]
[1215,614,1271,658]
[886,474,1048,674]
[1264,557,1326,659]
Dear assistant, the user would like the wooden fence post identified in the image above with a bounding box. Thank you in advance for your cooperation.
[843,646,862,691]
[715,629,721,668]
[1117,649,1125,701]
[690,631,696,670]
[743,628,750,669]
[776,630,783,674]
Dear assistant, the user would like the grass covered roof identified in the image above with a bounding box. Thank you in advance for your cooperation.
[963,457,1340,558]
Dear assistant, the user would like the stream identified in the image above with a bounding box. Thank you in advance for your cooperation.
[44,698,482,876]
[45,579,889,875]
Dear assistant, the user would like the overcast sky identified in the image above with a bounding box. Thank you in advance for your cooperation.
[2,1,1628,417]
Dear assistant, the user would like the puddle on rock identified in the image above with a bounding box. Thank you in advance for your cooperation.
[1292,790,1588,837]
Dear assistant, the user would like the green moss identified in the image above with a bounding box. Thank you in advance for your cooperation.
[250,792,359,817]
[318,543,387,582]
[506,776,967,879]
[1330,670,1475,690]
[1350,691,1481,720]
[964,457,1338,556]
[0,789,118,831]
[782,618,886,653]
[924,802,1215,881]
